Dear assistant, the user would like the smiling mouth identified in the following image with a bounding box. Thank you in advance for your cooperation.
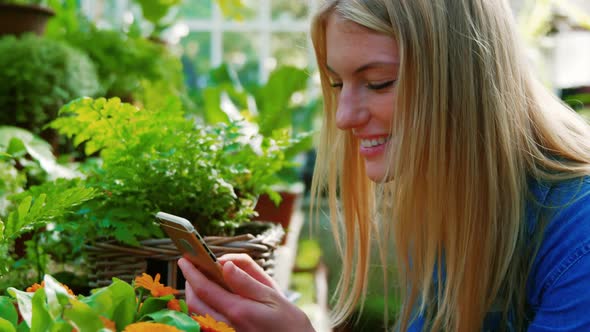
[359,136,391,148]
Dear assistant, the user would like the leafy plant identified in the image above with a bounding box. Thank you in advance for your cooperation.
[0,273,235,331]
[0,179,97,291]
[0,34,100,136]
[48,97,291,245]
[197,64,319,186]
[45,3,185,103]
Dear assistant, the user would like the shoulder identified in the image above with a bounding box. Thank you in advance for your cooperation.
[526,176,590,330]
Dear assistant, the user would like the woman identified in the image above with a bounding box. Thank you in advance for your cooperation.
[179,0,590,330]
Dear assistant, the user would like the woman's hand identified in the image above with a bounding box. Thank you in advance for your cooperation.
[178,253,315,332]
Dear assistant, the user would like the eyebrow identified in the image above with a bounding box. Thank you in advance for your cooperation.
[326,61,399,75]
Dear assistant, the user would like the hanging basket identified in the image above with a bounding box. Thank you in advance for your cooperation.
[85,222,284,291]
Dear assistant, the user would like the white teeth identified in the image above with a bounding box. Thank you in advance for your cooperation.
[360,137,389,147]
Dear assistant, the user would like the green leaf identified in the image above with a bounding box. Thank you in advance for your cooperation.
[5,138,26,158]
[7,289,33,327]
[0,126,78,179]
[82,278,135,330]
[43,275,73,319]
[61,297,104,332]
[179,299,188,314]
[30,290,52,332]
[255,66,308,137]
[137,295,174,319]
[3,182,96,241]
[46,321,72,332]
[15,321,29,332]
[0,297,17,328]
[216,0,245,20]
[0,317,16,332]
[145,310,201,332]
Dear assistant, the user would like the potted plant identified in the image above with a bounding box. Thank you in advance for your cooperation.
[0,0,55,36]
[0,34,101,149]
[197,64,319,230]
[45,96,290,288]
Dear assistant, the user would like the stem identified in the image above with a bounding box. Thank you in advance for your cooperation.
[135,288,145,320]
[33,233,43,281]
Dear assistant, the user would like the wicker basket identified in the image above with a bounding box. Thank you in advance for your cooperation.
[85,222,284,291]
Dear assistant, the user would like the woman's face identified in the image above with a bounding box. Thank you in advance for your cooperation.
[325,13,400,182]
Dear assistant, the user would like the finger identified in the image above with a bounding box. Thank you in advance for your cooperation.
[222,261,277,303]
[178,257,227,294]
[184,281,229,324]
[178,258,247,316]
[218,254,280,291]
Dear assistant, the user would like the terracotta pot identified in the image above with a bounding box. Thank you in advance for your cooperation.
[0,3,55,37]
[254,190,301,231]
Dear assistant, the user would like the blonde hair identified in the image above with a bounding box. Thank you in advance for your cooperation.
[310,0,590,331]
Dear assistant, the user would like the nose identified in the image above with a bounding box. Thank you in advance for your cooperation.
[335,87,369,130]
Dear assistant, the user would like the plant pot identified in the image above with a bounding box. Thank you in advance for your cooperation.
[0,3,55,37]
[85,222,285,295]
[254,184,304,232]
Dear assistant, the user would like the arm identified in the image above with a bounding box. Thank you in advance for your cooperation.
[178,254,316,332]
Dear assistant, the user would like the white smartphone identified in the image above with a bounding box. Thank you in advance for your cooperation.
[156,211,230,290]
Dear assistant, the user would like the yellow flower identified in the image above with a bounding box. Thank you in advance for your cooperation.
[99,316,116,331]
[192,314,236,332]
[134,273,179,297]
[123,322,182,332]
[25,281,75,296]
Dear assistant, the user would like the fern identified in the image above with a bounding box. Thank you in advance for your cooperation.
[0,180,97,243]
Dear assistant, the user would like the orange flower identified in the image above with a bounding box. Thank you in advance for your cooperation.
[167,298,181,311]
[123,322,182,332]
[134,273,179,297]
[192,314,236,332]
[99,316,116,331]
[25,281,75,296]
[26,283,43,293]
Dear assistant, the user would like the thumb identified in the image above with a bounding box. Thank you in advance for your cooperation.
[223,261,275,303]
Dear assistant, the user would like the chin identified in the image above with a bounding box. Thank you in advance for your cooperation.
[365,169,387,183]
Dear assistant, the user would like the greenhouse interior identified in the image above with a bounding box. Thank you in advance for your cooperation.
[0,0,590,331]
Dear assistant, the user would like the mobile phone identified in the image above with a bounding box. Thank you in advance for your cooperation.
[156,211,230,290]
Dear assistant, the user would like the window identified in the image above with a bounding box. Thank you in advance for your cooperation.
[81,0,319,85]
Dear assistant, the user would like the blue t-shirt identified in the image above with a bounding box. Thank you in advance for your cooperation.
[407,176,590,331]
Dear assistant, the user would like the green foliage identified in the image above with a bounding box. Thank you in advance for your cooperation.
[48,97,291,244]
[134,0,183,24]
[46,5,185,102]
[0,34,100,134]
[0,126,80,185]
[0,273,220,331]
[215,0,246,20]
[0,179,97,291]
[197,64,319,186]
[132,0,184,37]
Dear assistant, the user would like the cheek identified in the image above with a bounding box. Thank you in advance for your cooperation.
[372,97,395,125]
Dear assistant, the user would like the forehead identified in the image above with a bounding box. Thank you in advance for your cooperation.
[325,13,399,70]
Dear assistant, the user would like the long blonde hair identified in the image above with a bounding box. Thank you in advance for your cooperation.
[310,0,590,331]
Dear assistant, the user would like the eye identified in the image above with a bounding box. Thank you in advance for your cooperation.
[330,81,343,89]
[366,80,396,90]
